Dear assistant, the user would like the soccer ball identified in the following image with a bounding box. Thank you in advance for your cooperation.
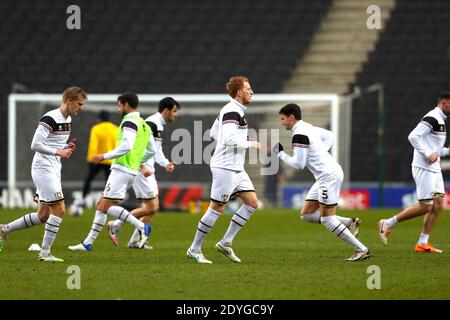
[69,203,84,217]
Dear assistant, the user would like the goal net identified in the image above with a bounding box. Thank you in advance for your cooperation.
[6,93,346,209]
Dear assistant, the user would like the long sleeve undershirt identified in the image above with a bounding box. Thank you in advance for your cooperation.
[408,122,435,158]
[153,138,170,167]
[278,147,307,170]
[210,118,219,140]
[141,135,157,164]
[103,128,136,160]
[31,125,57,155]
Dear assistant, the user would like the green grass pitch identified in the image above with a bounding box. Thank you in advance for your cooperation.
[0,208,449,299]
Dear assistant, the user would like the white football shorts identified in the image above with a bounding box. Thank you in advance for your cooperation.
[412,166,445,203]
[305,166,344,207]
[32,167,64,204]
[132,172,159,200]
[103,168,135,201]
[210,167,255,204]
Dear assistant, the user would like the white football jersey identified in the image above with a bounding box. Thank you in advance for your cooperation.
[31,108,72,172]
[280,120,340,180]
[210,99,250,172]
[409,106,448,173]
[144,112,170,172]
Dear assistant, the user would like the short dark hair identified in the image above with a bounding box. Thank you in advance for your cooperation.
[158,97,180,112]
[279,103,302,120]
[118,92,139,109]
[438,91,450,102]
[97,110,109,121]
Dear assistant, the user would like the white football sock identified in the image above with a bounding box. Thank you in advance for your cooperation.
[4,212,42,234]
[107,206,144,232]
[112,219,125,231]
[321,215,367,252]
[128,229,140,244]
[335,216,353,227]
[385,216,398,228]
[41,215,62,254]
[418,233,429,245]
[301,211,321,224]
[190,207,221,252]
[301,212,352,226]
[221,204,256,246]
[83,211,107,246]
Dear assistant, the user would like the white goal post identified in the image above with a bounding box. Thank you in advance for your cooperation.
[8,93,340,204]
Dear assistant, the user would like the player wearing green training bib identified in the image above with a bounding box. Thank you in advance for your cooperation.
[68,92,156,252]
[108,97,181,250]
[113,113,151,173]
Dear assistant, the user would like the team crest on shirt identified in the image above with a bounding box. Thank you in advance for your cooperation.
[55,123,71,132]
[54,192,63,200]
[149,191,155,198]
[221,194,230,202]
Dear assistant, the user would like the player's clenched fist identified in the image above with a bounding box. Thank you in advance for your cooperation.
[56,148,73,159]
[140,165,153,177]
[166,162,175,172]
[272,143,284,155]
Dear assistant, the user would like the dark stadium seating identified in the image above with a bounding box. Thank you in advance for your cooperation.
[3,0,450,186]
[0,0,331,181]
[350,0,450,182]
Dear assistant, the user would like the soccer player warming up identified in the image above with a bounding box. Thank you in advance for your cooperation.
[0,87,86,262]
[274,104,371,261]
[107,97,180,250]
[187,76,261,264]
[68,92,156,252]
[378,91,450,253]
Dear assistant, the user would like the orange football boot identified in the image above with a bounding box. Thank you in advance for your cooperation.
[377,219,391,245]
[415,243,443,253]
